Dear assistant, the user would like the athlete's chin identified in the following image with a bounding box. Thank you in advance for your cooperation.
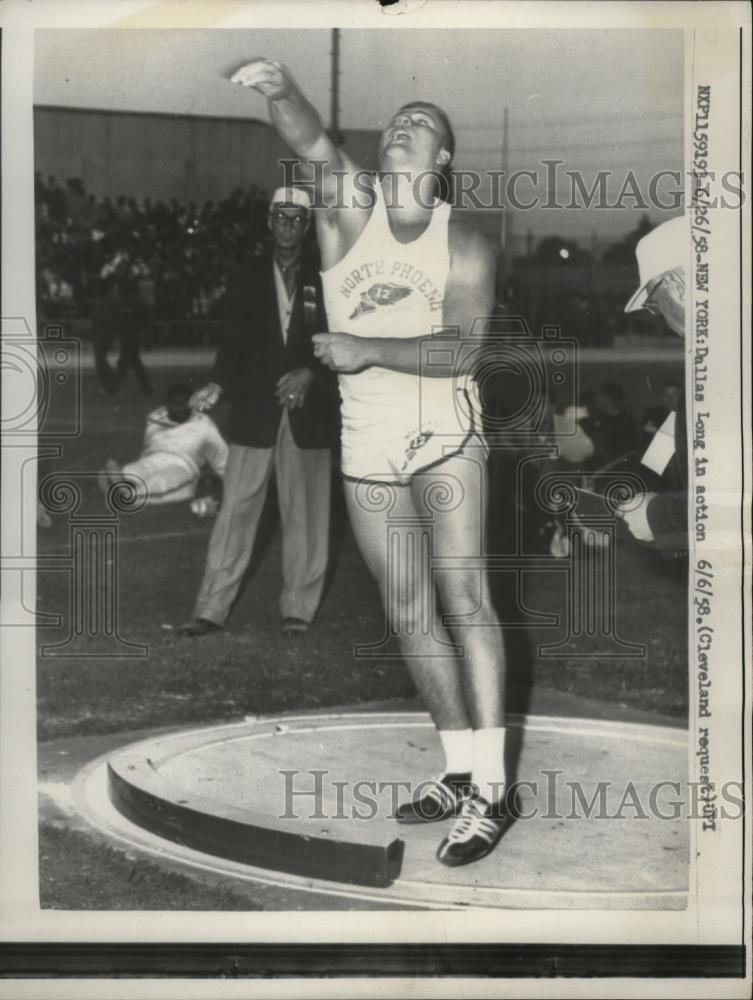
[379,146,419,172]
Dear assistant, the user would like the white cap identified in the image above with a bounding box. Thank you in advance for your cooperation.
[269,187,312,211]
[624,215,687,313]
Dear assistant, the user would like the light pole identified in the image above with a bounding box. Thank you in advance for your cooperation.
[330,28,343,146]
[498,106,510,303]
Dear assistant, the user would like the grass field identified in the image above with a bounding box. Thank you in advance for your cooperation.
[36,359,689,743]
[39,824,262,910]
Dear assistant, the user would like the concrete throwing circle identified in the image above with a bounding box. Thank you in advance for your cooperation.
[74,711,689,910]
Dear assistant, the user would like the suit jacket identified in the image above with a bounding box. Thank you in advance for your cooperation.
[210,249,339,449]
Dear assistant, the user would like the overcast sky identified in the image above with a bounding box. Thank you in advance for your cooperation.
[34,28,684,242]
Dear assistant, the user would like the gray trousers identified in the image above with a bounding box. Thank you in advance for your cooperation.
[193,412,331,625]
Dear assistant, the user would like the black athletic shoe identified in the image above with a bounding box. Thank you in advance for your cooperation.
[394,772,472,824]
[176,617,222,638]
[436,790,510,866]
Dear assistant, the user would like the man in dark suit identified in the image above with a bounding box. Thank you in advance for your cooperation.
[178,187,338,637]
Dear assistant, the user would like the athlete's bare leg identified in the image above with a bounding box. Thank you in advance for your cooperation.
[343,441,504,732]
[343,479,471,732]
[411,444,505,731]
[405,442,510,865]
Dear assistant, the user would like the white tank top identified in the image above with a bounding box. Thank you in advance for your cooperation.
[321,178,476,437]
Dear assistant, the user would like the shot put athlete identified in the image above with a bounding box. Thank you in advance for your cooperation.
[231,58,509,866]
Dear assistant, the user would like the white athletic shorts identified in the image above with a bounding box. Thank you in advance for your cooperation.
[340,412,488,485]
[338,371,488,484]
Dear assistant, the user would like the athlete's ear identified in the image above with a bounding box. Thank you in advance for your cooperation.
[436,148,451,167]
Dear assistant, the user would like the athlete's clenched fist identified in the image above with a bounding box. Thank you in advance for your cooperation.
[313,332,373,374]
[229,59,294,100]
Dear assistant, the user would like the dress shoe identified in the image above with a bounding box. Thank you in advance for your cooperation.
[281,617,309,636]
[176,617,222,638]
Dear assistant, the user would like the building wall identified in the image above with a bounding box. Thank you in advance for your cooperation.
[34,105,380,203]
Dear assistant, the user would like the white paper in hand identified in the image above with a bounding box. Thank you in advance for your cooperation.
[640,410,676,476]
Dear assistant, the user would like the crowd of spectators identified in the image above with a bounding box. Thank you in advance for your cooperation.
[35,173,272,326]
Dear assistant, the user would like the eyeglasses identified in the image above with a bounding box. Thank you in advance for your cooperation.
[269,210,307,228]
[643,276,667,315]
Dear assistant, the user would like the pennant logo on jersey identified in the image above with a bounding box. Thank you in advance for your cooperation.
[348,282,412,320]
[400,431,434,472]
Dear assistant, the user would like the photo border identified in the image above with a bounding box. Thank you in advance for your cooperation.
[1,0,750,993]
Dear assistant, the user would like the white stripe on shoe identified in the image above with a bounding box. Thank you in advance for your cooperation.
[444,798,500,845]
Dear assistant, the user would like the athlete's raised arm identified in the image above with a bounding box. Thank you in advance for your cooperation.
[230,59,361,206]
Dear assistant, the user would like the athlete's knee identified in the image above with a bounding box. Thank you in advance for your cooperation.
[436,571,486,618]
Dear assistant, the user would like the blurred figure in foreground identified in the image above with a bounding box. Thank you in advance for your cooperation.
[618,216,687,550]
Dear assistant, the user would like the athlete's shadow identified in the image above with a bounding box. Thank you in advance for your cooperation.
[319,470,350,604]
[486,445,541,796]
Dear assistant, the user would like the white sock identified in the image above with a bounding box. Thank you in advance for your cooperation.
[472,727,507,803]
[438,728,473,774]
